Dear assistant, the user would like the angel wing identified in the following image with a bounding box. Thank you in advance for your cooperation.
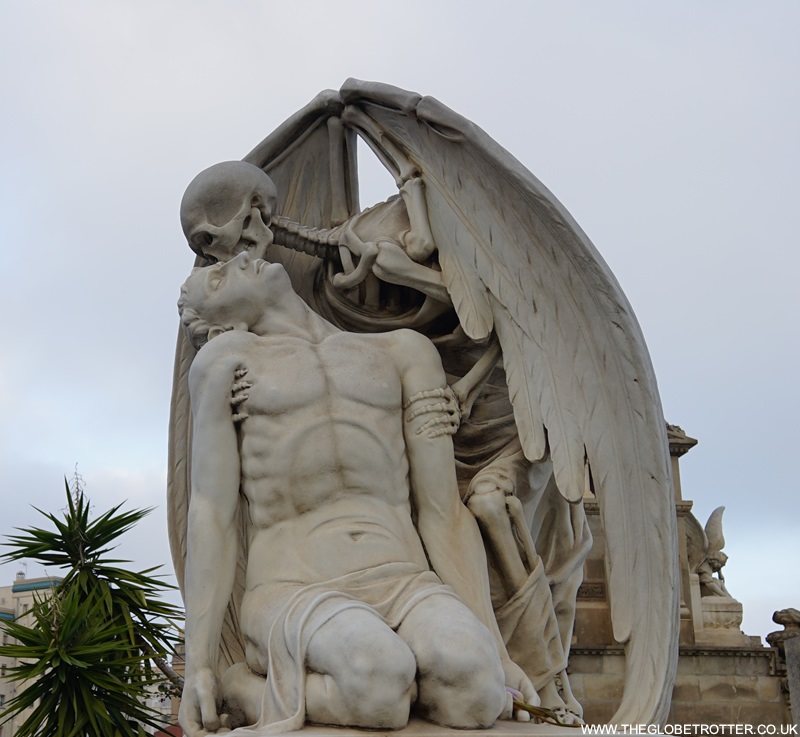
[685,511,710,574]
[704,505,726,553]
[336,79,679,725]
[167,89,358,675]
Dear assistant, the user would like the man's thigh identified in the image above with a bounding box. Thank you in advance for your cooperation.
[397,593,502,682]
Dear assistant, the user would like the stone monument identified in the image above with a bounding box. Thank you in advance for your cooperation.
[168,80,679,735]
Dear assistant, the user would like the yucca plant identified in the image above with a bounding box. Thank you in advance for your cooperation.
[0,478,183,736]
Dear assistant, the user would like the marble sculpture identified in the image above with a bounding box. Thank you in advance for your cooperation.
[687,506,732,599]
[168,80,679,735]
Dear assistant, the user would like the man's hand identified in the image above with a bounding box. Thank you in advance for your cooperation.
[179,667,222,736]
[501,658,540,722]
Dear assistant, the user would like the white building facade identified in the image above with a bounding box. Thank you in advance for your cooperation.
[0,572,62,736]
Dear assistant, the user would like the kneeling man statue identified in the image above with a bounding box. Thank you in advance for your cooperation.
[176,251,537,735]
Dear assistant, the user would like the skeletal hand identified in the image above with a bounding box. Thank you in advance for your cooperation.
[403,386,461,438]
[231,368,252,423]
[371,238,421,282]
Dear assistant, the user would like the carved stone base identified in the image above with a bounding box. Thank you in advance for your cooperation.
[697,597,749,646]
[225,719,592,737]
[569,646,788,727]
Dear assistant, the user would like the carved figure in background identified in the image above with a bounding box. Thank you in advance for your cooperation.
[169,80,679,727]
[177,252,534,734]
[686,506,732,598]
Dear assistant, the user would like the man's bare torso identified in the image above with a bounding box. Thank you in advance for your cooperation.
[220,330,430,591]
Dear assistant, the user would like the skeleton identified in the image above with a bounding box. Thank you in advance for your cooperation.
[169,80,679,727]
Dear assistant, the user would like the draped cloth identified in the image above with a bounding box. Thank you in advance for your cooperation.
[228,562,459,735]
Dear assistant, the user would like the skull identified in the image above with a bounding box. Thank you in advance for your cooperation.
[180,161,277,264]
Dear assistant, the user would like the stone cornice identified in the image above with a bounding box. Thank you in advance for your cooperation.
[667,423,698,457]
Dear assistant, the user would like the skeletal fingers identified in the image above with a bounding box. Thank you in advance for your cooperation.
[404,386,460,438]
[405,400,451,421]
[402,387,455,408]
[231,382,252,402]
[231,368,251,422]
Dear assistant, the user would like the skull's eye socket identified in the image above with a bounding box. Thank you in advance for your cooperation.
[194,232,214,251]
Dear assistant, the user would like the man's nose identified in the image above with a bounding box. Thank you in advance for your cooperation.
[235,250,251,268]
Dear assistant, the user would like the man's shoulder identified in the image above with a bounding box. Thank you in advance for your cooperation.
[189,330,253,383]
[359,329,443,375]
[330,328,434,354]
[385,328,439,356]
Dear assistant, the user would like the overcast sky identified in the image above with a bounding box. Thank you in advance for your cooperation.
[0,1,797,642]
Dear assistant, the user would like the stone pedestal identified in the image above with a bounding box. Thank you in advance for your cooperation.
[696,597,750,647]
[234,720,584,737]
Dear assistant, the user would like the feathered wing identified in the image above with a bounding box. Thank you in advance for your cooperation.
[704,506,726,552]
[685,512,709,573]
[167,89,355,675]
[339,79,679,725]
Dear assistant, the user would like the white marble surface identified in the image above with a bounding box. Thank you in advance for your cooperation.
[168,81,679,733]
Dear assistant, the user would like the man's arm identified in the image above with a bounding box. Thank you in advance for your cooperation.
[180,341,243,735]
[392,330,537,708]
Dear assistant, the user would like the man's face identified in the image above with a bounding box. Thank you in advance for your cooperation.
[188,251,289,331]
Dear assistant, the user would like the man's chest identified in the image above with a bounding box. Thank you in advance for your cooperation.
[244,337,402,414]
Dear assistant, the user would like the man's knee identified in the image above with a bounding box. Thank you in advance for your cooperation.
[423,624,502,686]
[418,653,506,728]
[346,633,416,695]
[331,635,416,728]
[309,610,416,728]
[413,612,506,727]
